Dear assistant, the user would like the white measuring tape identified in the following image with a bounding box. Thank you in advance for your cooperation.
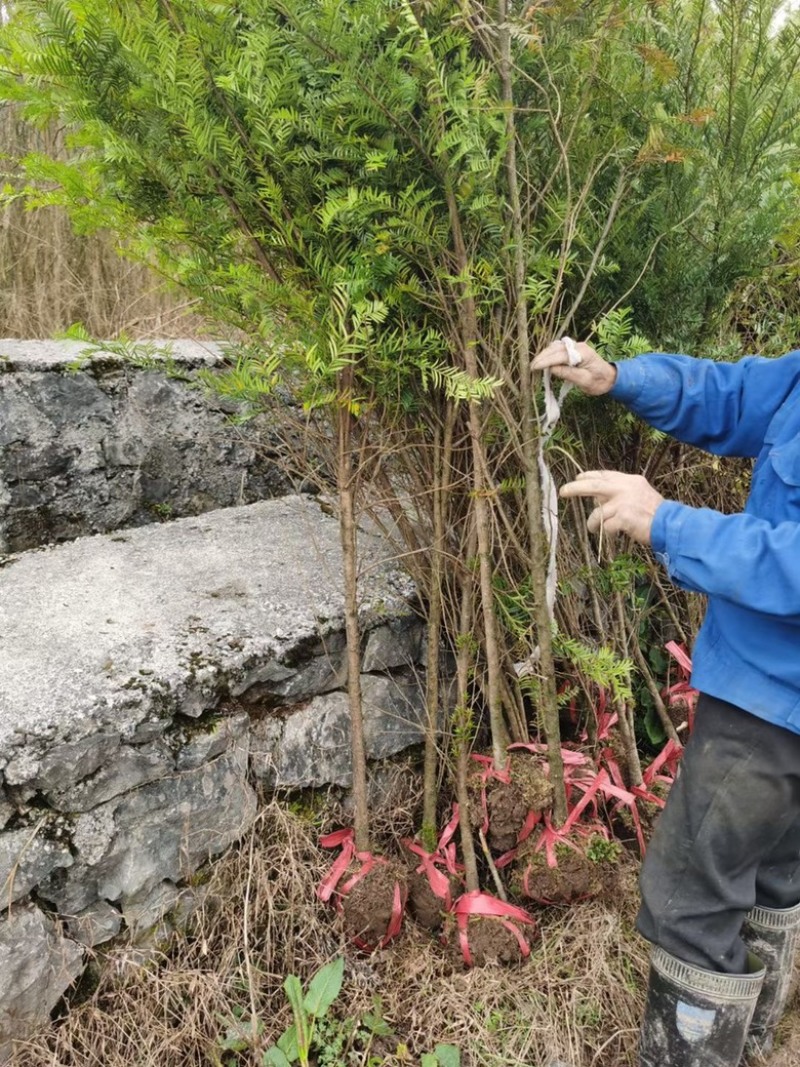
[515,337,578,678]
[540,336,580,619]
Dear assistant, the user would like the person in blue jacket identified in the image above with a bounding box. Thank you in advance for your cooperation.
[532,339,800,1067]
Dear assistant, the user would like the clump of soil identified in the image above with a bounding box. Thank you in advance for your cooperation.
[341,861,408,949]
[616,780,671,848]
[605,736,632,789]
[666,697,693,733]
[446,913,531,968]
[471,753,554,853]
[484,779,529,852]
[510,833,619,905]
[407,867,461,932]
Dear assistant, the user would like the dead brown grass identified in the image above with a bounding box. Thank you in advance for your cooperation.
[7,796,652,1067]
[0,105,208,340]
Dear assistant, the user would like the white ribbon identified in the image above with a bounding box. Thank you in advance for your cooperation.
[562,335,582,368]
[540,336,578,620]
[515,336,576,679]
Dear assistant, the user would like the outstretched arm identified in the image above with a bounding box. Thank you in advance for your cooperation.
[532,341,800,459]
[560,471,800,618]
[649,502,800,618]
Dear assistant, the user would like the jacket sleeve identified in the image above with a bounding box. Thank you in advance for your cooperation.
[610,351,800,458]
[651,501,800,617]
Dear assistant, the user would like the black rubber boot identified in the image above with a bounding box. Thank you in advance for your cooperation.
[741,899,800,1059]
[639,946,765,1067]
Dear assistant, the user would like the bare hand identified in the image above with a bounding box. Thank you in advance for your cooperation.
[531,338,617,396]
[559,470,664,546]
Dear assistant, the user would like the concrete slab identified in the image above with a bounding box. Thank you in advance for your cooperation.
[0,496,415,767]
[0,338,291,553]
[0,337,222,372]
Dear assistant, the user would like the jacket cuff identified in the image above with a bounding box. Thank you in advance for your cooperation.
[609,357,649,405]
[650,500,687,570]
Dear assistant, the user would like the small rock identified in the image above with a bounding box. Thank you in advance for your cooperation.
[66,901,122,947]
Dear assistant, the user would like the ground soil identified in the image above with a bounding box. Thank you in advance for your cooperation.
[511,836,613,905]
[615,781,671,850]
[472,752,553,853]
[17,799,800,1067]
[484,779,529,852]
[666,696,693,733]
[447,913,532,968]
[341,860,407,948]
[407,866,461,932]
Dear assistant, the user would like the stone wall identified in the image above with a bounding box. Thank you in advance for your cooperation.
[0,339,291,554]
[0,497,427,1060]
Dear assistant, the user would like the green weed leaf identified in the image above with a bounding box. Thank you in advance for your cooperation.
[303,957,344,1018]
[435,1045,461,1067]
[277,1025,299,1061]
[263,1047,292,1067]
[284,975,305,1019]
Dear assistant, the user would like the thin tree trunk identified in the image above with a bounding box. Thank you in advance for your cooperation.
[454,546,480,894]
[497,0,567,824]
[630,626,682,747]
[613,591,644,788]
[444,183,510,769]
[337,372,370,852]
[421,409,453,851]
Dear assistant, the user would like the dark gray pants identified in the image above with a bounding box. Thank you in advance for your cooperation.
[637,693,800,974]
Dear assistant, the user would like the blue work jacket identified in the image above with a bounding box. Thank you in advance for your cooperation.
[610,350,800,732]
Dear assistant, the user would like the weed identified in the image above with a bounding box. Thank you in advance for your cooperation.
[146,501,174,520]
[262,958,345,1067]
[586,836,623,864]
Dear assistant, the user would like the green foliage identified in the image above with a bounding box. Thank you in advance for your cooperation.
[199,345,284,405]
[597,0,800,348]
[4,0,800,785]
[64,335,176,373]
[421,1045,461,1067]
[218,962,446,1067]
[597,555,649,597]
[217,1007,264,1057]
[586,835,623,864]
[592,309,651,365]
[263,958,345,1067]
[553,631,635,706]
[6,0,799,382]
[215,960,435,1067]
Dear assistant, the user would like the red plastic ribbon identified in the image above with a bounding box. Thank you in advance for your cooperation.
[452,890,535,968]
[470,753,512,834]
[576,686,619,743]
[318,828,358,903]
[508,741,589,769]
[602,751,677,855]
[510,762,617,899]
[403,806,463,907]
[494,807,543,870]
[318,828,406,951]
[493,742,595,866]
[644,737,683,785]
[663,641,698,733]
[564,767,632,831]
[519,816,607,903]
[665,640,692,675]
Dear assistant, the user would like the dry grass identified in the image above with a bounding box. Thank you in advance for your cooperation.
[7,791,653,1067]
[0,105,208,340]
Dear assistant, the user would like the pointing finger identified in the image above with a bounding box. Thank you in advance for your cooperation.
[559,478,615,500]
[575,470,618,481]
